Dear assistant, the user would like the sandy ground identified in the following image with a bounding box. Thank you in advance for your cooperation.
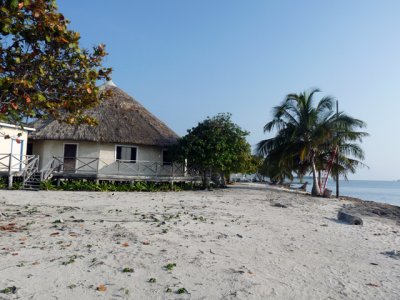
[0,183,399,300]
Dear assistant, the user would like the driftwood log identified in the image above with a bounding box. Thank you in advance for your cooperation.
[337,210,363,225]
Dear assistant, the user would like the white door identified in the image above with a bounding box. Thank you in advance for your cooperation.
[10,139,24,172]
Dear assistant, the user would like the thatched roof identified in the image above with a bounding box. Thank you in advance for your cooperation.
[29,83,179,146]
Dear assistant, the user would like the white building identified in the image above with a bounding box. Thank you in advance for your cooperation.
[0,122,35,174]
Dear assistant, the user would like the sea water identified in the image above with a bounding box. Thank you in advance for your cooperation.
[316,180,400,207]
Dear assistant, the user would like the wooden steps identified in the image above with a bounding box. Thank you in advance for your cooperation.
[22,172,41,190]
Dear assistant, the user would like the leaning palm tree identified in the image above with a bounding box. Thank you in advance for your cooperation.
[258,89,368,196]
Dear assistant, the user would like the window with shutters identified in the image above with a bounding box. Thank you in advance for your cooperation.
[115,145,137,163]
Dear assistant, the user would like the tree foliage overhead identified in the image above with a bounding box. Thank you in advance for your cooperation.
[175,113,251,187]
[257,89,368,195]
[0,0,112,125]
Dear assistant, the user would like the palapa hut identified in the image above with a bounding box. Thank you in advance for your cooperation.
[28,81,185,181]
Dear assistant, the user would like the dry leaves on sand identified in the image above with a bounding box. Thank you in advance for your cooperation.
[0,223,20,232]
[96,284,107,292]
[366,283,380,287]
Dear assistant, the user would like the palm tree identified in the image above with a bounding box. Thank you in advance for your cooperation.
[258,89,367,196]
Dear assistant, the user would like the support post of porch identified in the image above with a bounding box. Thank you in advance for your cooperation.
[8,153,12,174]
[96,158,100,177]
[8,175,13,189]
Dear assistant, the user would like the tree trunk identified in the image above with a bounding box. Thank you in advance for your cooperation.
[201,171,209,190]
[220,172,226,188]
[318,170,321,189]
[211,172,220,187]
[311,156,321,196]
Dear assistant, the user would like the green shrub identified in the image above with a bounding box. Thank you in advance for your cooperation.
[133,181,147,191]
[40,180,57,191]
[50,179,202,192]
[12,181,22,190]
[0,178,7,189]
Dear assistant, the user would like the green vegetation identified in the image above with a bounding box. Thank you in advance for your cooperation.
[0,0,111,125]
[176,287,189,294]
[174,113,252,188]
[257,89,368,195]
[38,180,201,192]
[163,263,176,271]
[0,286,17,294]
[67,284,77,289]
[0,178,205,192]
[61,255,82,265]
[122,267,134,273]
[193,215,207,222]
[11,181,22,190]
[0,178,7,189]
[40,180,57,191]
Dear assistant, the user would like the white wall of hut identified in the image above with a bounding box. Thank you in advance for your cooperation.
[31,140,166,175]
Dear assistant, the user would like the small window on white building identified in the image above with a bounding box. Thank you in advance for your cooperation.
[116,145,137,162]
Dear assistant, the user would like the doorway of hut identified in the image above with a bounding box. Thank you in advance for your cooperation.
[63,144,77,172]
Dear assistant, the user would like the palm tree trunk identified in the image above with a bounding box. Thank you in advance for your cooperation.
[311,156,321,196]
[318,170,322,191]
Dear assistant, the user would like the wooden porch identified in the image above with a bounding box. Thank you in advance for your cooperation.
[0,154,200,189]
[41,156,200,183]
[0,154,40,188]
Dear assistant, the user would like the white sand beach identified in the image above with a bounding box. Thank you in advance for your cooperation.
[0,183,399,299]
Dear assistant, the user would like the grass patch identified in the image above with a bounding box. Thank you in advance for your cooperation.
[61,255,82,265]
[176,287,188,294]
[122,267,134,273]
[0,286,17,294]
[163,263,176,271]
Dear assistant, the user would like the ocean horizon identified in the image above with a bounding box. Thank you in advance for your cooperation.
[234,174,400,207]
[311,179,400,207]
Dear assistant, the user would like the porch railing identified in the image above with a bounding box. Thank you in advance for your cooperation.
[0,154,38,175]
[42,157,200,180]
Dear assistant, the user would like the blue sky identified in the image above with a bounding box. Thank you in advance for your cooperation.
[57,0,400,180]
